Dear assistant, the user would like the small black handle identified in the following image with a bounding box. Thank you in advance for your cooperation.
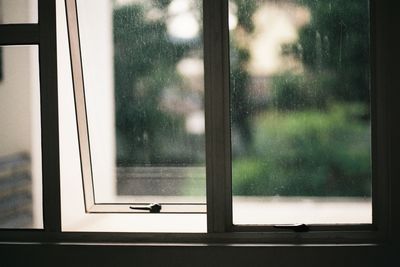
[273,224,309,232]
[130,203,162,213]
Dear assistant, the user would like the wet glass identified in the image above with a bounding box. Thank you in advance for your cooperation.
[0,45,42,228]
[76,0,205,204]
[230,0,371,224]
[0,0,38,24]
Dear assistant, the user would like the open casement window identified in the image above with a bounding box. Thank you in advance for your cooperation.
[62,0,387,237]
[65,0,206,215]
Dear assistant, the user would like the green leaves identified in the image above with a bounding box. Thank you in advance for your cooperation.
[233,104,371,197]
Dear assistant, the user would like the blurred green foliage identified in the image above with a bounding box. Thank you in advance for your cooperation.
[230,0,257,152]
[114,3,203,166]
[288,0,370,102]
[233,104,371,196]
[231,0,371,196]
[234,0,257,32]
[113,0,371,197]
[270,72,332,111]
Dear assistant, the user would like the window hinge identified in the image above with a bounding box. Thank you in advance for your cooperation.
[273,224,309,232]
[129,203,162,213]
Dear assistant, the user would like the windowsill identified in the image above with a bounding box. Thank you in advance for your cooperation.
[60,196,371,233]
[0,241,392,267]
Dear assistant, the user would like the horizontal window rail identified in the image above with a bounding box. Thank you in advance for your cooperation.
[0,24,40,45]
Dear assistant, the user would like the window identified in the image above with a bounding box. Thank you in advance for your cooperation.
[0,0,398,265]
[0,2,42,229]
[66,0,206,213]
[61,0,378,235]
[230,0,372,226]
[0,45,42,229]
[61,0,207,232]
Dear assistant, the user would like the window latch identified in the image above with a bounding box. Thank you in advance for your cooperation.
[129,203,162,213]
[273,224,309,232]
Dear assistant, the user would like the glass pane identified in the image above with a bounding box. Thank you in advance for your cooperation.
[0,0,38,24]
[77,0,205,204]
[230,0,371,224]
[0,46,42,228]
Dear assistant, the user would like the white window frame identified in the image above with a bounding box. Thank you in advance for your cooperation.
[0,0,398,263]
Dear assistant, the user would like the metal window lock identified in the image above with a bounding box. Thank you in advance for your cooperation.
[130,203,162,213]
[273,224,309,232]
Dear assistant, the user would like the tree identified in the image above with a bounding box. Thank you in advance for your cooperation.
[230,0,257,153]
[289,0,370,102]
[113,3,193,165]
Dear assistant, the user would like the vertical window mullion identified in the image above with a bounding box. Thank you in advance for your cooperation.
[39,0,61,232]
[371,0,390,240]
[203,0,232,233]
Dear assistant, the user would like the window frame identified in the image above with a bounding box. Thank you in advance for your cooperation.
[203,0,390,239]
[67,0,381,232]
[0,0,396,249]
[0,0,61,233]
